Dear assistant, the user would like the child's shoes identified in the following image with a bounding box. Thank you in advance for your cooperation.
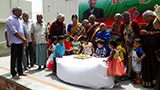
[134,80,142,85]
[114,82,120,87]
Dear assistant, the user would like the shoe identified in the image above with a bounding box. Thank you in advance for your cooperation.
[119,76,128,81]
[31,65,36,68]
[134,80,142,85]
[13,75,20,79]
[42,65,46,70]
[132,78,137,82]
[52,72,56,76]
[19,73,28,76]
[37,66,41,70]
[114,82,120,87]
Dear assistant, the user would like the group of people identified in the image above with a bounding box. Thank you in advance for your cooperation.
[5,4,160,89]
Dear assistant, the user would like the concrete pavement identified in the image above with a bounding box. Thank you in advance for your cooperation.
[0,56,153,90]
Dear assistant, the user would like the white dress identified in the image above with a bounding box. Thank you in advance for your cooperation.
[83,42,92,55]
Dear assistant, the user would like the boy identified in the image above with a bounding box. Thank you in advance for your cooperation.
[71,32,82,54]
[94,40,107,58]
[64,34,73,55]
[130,38,146,84]
[53,35,65,75]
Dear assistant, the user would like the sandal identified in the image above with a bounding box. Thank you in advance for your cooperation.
[134,80,142,85]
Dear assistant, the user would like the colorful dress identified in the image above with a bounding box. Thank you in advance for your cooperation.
[117,45,126,62]
[107,49,126,76]
[67,23,84,36]
[120,20,141,76]
[71,41,82,52]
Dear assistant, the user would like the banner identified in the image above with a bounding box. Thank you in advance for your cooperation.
[78,0,160,27]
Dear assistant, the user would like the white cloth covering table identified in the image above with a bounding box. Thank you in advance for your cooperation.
[56,55,114,89]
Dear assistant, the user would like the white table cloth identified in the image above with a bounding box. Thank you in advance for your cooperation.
[56,55,114,89]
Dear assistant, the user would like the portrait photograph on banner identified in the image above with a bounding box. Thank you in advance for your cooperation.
[78,0,160,27]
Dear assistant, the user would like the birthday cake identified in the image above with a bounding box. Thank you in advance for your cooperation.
[73,54,91,59]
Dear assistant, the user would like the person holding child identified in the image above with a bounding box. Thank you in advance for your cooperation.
[53,35,66,75]
[94,40,107,58]
[64,34,73,55]
[81,36,94,56]
[96,23,111,57]
[129,38,146,84]
[103,38,126,87]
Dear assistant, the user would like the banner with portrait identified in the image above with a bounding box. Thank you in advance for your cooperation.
[78,0,160,27]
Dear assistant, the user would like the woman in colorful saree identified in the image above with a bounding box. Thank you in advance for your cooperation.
[120,11,141,77]
[141,10,160,87]
[67,14,85,41]
[96,23,111,57]
[86,14,100,49]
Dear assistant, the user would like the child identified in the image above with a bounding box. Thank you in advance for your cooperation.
[104,39,126,87]
[64,34,73,55]
[114,36,127,80]
[46,36,58,70]
[81,36,94,55]
[71,32,82,54]
[48,36,58,54]
[94,39,107,58]
[129,38,146,84]
[53,35,66,75]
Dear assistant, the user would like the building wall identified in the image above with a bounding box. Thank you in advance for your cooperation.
[43,0,78,26]
[0,0,32,56]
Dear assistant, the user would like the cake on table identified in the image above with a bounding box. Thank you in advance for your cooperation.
[73,54,91,59]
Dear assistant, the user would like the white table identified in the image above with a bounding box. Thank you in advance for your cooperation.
[56,55,114,89]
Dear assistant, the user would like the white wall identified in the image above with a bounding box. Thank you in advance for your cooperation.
[0,0,32,44]
[43,0,78,26]
[0,0,11,23]
[0,0,32,23]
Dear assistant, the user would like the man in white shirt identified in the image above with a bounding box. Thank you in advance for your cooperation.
[31,14,48,70]
[22,12,35,69]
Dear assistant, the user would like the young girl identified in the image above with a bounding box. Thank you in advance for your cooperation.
[47,36,58,71]
[104,39,126,87]
[114,36,127,80]
[81,36,94,55]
